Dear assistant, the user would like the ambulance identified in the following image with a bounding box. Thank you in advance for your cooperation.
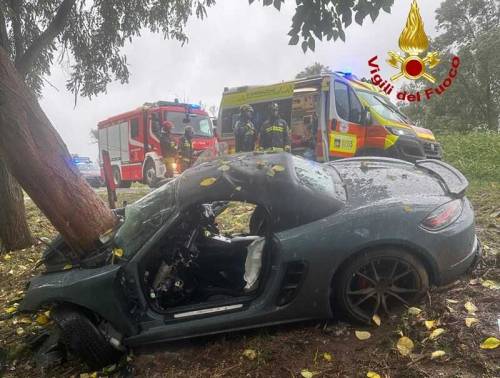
[217,73,442,162]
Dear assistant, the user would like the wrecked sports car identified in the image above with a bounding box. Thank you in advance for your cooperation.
[20,153,480,368]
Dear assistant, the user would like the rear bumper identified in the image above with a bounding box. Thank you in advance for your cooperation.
[439,236,481,286]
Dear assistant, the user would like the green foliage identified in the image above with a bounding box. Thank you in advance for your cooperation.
[253,0,394,52]
[0,0,216,97]
[295,62,331,79]
[399,0,500,132]
[438,132,500,183]
[1,0,394,99]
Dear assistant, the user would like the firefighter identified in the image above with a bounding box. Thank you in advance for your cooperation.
[259,103,291,152]
[234,104,257,152]
[178,125,194,172]
[303,112,318,161]
[160,120,177,177]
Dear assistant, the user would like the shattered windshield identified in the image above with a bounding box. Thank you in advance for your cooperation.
[114,180,177,257]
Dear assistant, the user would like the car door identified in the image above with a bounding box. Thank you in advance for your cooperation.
[329,80,367,158]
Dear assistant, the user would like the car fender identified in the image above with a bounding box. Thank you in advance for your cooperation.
[19,264,136,336]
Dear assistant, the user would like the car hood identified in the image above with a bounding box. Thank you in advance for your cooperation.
[329,157,447,206]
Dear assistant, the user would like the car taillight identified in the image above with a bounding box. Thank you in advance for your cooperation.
[421,199,463,231]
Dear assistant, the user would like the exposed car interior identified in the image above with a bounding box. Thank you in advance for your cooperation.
[139,201,270,312]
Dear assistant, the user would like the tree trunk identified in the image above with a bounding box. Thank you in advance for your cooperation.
[0,158,33,251]
[0,47,116,261]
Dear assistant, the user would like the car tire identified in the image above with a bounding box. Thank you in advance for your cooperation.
[143,159,157,188]
[334,248,429,324]
[52,305,123,369]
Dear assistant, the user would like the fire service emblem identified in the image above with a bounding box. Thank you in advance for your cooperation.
[367,0,460,103]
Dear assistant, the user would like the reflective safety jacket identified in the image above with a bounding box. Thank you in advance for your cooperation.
[178,136,193,165]
[160,132,177,158]
[259,118,291,151]
[234,120,257,152]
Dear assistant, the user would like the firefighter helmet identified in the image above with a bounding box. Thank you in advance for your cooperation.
[240,104,254,113]
[270,102,279,112]
[162,120,174,130]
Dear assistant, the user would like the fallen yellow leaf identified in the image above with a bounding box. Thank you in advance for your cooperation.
[266,169,276,177]
[430,350,446,359]
[429,328,445,340]
[200,177,217,186]
[235,186,242,191]
[424,320,437,330]
[63,264,72,270]
[446,299,459,304]
[16,327,24,335]
[396,336,414,356]
[242,349,257,360]
[113,248,124,257]
[218,165,230,172]
[323,352,333,362]
[372,314,381,327]
[480,337,500,350]
[5,307,17,314]
[36,313,50,325]
[300,369,318,378]
[408,307,422,315]
[355,330,371,340]
[464,301,478,313]
[481,279,500,290]
[272,164,286,172]
[465,317,478,327]
[3,254,11,260]
[367,372,381,378]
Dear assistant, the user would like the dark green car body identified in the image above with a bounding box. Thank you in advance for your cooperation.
[20,153,480,348]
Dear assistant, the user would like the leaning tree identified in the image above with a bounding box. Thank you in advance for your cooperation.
[0,0,393,259]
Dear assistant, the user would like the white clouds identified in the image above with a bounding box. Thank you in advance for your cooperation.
[39,0,443,159]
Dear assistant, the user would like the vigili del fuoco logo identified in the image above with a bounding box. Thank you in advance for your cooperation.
[367,0,460,102]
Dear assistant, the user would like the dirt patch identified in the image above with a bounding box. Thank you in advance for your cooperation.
[0,184,498,377]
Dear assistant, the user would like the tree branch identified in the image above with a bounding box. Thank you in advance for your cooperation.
[15,0,77,77]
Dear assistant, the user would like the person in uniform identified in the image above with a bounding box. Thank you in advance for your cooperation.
[234,104,257,152]
[159,120,177,177]
[259,103,291,152]
[303,112,318,161]
[178,125,194,172]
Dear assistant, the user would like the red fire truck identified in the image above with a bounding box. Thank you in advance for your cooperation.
[97,101,217,187]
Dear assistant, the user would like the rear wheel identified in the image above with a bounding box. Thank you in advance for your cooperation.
[143,159,157,188]
[334,248,429,323]
[52,305,123,369]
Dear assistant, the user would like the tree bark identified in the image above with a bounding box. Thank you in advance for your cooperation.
[0,46,116,260]
[0,158,33,251]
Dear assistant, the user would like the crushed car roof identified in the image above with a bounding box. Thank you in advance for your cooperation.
[177,152,345,231]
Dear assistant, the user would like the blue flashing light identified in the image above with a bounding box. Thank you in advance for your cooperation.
[189,104,201,110]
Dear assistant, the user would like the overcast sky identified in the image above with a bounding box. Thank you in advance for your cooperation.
[39,0,444,159]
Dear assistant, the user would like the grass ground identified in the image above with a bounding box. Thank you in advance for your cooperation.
[0,133,499,377]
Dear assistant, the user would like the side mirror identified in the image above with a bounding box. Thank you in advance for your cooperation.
[212,118,218,126]
[362,107,373,126]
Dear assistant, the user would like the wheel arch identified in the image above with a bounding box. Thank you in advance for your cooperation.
[330,241,439,296]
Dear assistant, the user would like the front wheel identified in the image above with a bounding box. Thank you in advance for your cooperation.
[52,305,123,369]
[143,159,157,188]
[334,248,429,323]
